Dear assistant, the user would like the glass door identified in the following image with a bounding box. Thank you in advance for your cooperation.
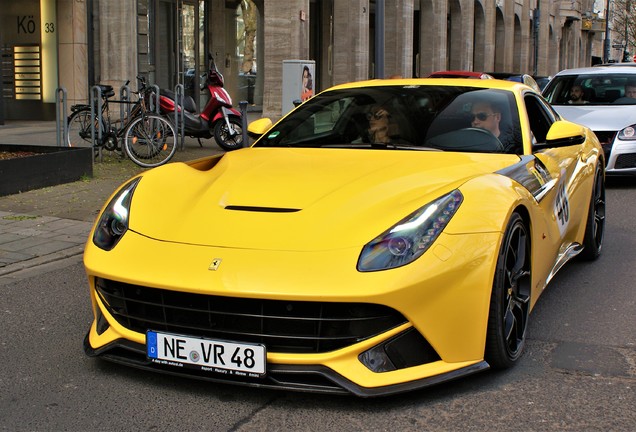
[154,0,206,107]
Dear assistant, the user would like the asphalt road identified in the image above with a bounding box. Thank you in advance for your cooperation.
[0,178,634,432]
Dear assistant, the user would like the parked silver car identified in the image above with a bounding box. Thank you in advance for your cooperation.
[542,66,636,175]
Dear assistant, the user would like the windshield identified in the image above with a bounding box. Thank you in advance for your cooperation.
[254,86,522,154]
[543,73,636,105]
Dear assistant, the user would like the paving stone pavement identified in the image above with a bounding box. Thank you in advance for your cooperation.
[0,113,262,284]
[0,211,92,285]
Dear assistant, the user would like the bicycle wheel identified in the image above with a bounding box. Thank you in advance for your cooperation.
[123,114,177,168]
[67,109,95,148]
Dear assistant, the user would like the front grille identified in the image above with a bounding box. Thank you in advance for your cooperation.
[615,153,636,169]
[593,131,616,165]
[95,278,407,354]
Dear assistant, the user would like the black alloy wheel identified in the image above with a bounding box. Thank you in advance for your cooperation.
[578,165,605,261]
[485,212,531,369]
[214,117,244,151]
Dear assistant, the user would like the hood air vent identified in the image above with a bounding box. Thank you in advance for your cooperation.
[225,205,300,213]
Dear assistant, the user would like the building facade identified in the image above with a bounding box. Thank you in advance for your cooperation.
[0,0,616,122]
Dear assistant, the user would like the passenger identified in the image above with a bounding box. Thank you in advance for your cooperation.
[613,80,636,104]
[366,106,393,144]
[470,100,520,153]
[352,105,407,145]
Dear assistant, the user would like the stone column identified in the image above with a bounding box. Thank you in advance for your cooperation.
[57,0,88,105]
[332,0,369,84]
[459,0,475,71]
[419,0,448,76]
[483,0,497,72]
[98,1,137,89]
[261,0,310,118]
[384,0,414,78]
[536,0,552,76]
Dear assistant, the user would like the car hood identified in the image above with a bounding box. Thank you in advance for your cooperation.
[553,105,636,131]
[126,148,518,250]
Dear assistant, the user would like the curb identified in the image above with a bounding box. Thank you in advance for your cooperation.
[0,244,85,277]
[0,245,85,286]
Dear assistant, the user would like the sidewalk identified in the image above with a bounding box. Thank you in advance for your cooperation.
[0,113,263,284]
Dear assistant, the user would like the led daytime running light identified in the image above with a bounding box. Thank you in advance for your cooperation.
[357,190,463,272]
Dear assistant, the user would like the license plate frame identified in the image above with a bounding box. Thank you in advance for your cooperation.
[146,330,266,378]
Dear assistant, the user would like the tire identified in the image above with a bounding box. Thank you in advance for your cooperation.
[578,164,605,261]
[485,212,531,369]
[123,114,177,168]
[214,117,243,151]
[67,109,96,148]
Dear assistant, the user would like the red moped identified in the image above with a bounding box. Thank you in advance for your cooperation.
[159,54,243,151]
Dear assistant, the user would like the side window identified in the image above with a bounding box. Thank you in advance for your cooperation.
[524,94,555,145]
[278,98,352,144]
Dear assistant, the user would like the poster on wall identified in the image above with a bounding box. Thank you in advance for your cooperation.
[282,60,315,115]
[301,63,314,101]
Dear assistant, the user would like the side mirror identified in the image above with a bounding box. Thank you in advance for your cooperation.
[247,118,274,140]
[293,99,303,107]
[535,120,586,150]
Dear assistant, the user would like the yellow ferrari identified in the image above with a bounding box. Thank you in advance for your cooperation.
[83,78,605,396]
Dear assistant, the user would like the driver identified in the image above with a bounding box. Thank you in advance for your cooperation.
[470,100,520,153]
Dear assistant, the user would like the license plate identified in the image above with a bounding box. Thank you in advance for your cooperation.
[146,331,266,378]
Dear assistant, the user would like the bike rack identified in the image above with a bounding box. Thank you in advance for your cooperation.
[55,87,68,147]
[119,83,131,125]
[174,84,185,150]
[90,85,104,162]
[149,84,161,114]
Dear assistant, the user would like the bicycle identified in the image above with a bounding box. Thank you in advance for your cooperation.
[66,76,177,168]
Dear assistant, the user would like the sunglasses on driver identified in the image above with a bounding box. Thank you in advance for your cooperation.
[471,112,498,121]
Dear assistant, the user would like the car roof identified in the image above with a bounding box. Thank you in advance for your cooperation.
[428,70,494,79]
[327,77,533,94]
[593,62,636,67]
[554,66,636,76]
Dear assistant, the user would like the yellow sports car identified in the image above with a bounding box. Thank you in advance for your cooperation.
[83,78,605,396]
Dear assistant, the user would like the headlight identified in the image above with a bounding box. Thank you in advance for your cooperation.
[618,125,636,140]
[92,177,141,251]
[357,190,463,272]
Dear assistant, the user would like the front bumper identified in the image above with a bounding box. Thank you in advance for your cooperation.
[83,331,489,397]
[599,133,636,175]
[83,229,501,396]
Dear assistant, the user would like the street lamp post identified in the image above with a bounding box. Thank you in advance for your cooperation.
[604,0,611,63]
[625,0,631,61]
[374,0,385,78]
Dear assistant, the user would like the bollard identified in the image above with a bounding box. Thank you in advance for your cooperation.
[55,87,68,147]
[239,100,248,148]
[151,84,160,114]
[90,85,103,162]
[120,83,131,124]
[174,84,185,150]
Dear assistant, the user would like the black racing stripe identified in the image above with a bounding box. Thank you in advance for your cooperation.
[496,155,553,199]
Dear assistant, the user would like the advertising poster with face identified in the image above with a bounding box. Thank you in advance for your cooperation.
[301,64,314,101]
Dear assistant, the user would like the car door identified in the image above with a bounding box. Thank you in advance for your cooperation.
[525,93,591,269]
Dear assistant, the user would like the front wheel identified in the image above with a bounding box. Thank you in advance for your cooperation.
[123,114,177,168]
[214,117,243,151]
[485,212,531,369]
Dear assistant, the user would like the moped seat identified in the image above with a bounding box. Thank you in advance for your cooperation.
[160,89,197,113]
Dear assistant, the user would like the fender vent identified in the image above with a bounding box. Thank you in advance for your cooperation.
[225,205,300,213]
